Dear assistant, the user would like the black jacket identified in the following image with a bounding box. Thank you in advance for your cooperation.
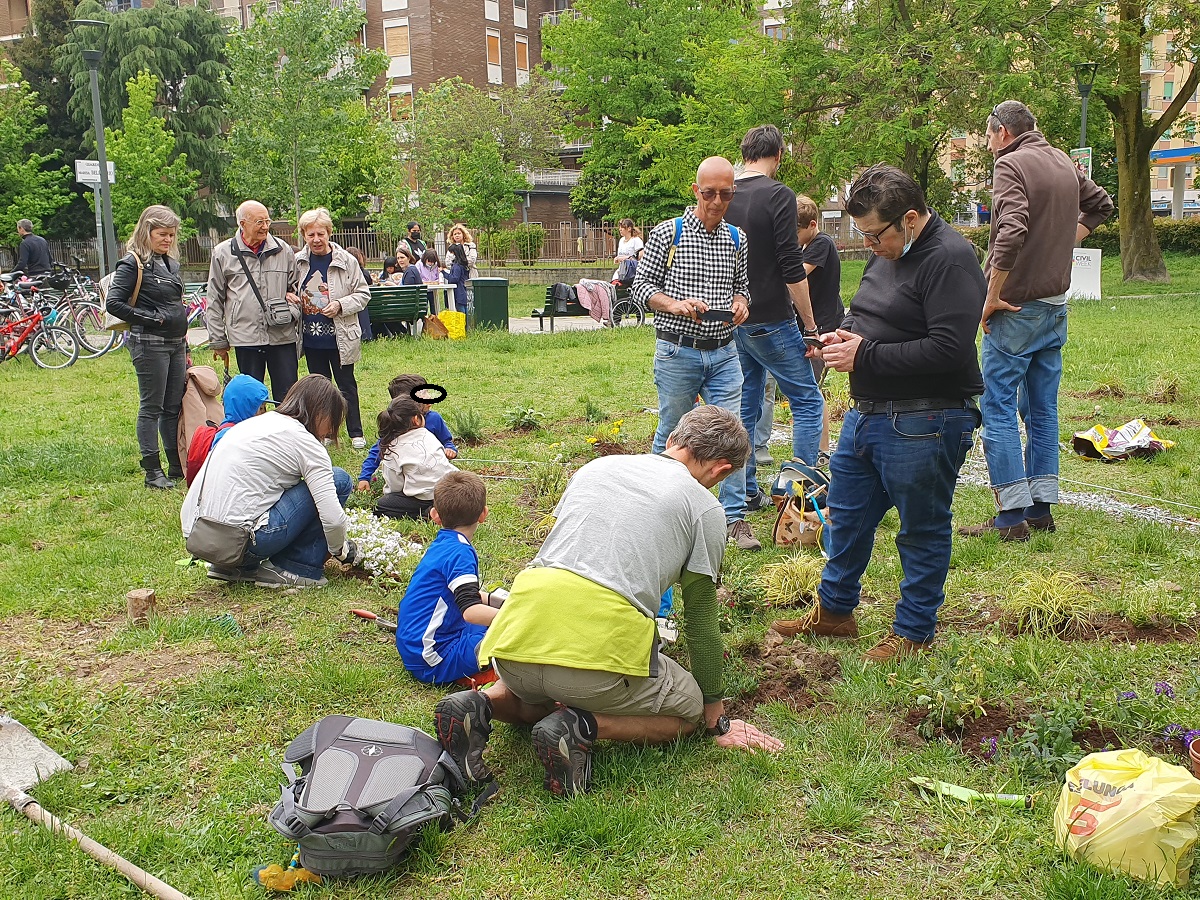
[723,173,807,325]
[15,233,52,277]
[105,253,188,339]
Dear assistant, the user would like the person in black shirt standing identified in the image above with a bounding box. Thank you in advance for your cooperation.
[724,126,824,513]
[772,165,984,663]
[796,195,843,457]
[14,219,52,277]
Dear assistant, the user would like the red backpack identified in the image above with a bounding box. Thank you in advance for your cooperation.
[186,421,235,486]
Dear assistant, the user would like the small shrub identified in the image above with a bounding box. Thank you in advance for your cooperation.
[1146,374,1181,403]
[756,555,824,606]
[1107,582,1198,627]
[1002,698,1087,781]
[529,458,567,509]
[586,418,625,450]
[1091,377,1126,398]
[579,395,608,422]
[1001,571,1096,636]
[906,649,988,739]
[513,223,545,266]
[480,229,514,266]
[503,406,544,431]
[447,407,484,444]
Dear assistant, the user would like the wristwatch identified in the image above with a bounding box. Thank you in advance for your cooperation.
[705,715,731,737]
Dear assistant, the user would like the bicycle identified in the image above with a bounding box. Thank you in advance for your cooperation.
[52,259,119,358]
[0,278,80,369]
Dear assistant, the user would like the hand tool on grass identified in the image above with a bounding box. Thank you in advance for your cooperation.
[351,608,397,633]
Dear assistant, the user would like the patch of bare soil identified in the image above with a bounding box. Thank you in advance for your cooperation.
[591,441,626,456]
[1068,614,1199,644]
[727,634,842,719]
[901,702,1031,756]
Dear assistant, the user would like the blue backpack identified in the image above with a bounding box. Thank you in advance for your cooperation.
[665,217,741,270]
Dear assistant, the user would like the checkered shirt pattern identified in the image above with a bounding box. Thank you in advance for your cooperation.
[631,207,750,341]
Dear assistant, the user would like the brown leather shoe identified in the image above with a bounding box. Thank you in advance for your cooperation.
[957,517,1030,542]
[771,604,859,639]
[1025,513,1056,532]
[863,631,933,663]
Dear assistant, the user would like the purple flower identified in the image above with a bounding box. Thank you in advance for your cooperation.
[1118,691,1138,701]
[981,736,999,760]
[1185,730,1200,746]
[1154,681,1176,699]
[1164,724,1185,738]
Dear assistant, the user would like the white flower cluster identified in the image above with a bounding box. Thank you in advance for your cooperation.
[345,509,424,577]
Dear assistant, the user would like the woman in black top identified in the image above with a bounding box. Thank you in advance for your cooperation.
[105,205,189,489]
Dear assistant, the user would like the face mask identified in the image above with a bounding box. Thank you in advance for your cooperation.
[900,222,915,257]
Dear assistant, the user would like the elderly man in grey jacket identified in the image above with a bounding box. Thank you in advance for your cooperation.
[207,201,302,403]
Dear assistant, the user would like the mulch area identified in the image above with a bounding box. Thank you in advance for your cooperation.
[726,632,842,719]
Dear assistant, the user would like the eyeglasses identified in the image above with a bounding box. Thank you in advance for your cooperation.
[249,218,272,227]
[697,188,736,202]
[859,220,897,246]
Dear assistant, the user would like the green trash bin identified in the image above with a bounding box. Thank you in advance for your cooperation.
[470,278,509,331]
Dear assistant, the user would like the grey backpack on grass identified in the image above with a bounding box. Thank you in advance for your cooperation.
[268,715,469,878]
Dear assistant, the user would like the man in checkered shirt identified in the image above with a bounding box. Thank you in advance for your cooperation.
[631,156,759,551]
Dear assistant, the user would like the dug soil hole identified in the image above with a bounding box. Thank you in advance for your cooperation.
[727,634,842,719]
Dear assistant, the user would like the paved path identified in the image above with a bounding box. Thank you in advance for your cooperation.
[189,316,612,345]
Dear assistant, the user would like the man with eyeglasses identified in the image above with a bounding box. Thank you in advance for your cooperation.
[771,164,985,662]
[723,125,825,516]
[958,100,1112,542]
[207,200,302,403]
[632,156,759,550]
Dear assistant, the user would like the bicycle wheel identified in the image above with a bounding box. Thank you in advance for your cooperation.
[27,324,79,369]
[72,302,118,357]
[610,298,646,328]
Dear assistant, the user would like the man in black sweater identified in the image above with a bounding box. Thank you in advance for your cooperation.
[772,165,985,663]
[724,126,824,513]
[15,219,52,277]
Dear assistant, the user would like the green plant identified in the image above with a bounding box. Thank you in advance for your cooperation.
[1002,698,1087,781]
[756,555,824,606]
[446,406,485,444]
[479,229,514,266]
[513,222,546,266]
[585,418,625,449]
[528,457,568,510]
[1001,571,1096,637]
[579,395,608,422]
[907,650,988,740]
[1145,373,1181,403]
[503,405,544,431]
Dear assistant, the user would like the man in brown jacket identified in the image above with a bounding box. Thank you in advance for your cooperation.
[961,100,1113,542]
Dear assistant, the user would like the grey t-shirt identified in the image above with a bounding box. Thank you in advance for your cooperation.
[532,454,727,617]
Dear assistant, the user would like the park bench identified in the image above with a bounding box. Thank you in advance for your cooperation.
[532,283,644,331]
[367,284,428,336]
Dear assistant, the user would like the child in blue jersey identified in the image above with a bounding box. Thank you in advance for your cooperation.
[357,373,457,491]
[396,470,503,684]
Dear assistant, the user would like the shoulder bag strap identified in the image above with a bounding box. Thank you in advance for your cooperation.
[234,247,273,320]
[124,254,144,308]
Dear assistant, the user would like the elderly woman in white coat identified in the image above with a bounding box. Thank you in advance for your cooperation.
[295,207,372,448]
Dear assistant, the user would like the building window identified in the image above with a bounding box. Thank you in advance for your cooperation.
[384,19,411,78]
[513,0,527,28]
[388,82,413,121]
[1141,80,1150,110]
[1165,81,1174,100]
[486,28,502,84]
[764,22,784,39]
[380,0,407,9]
[484,0,499,21]
[515,35,529,85]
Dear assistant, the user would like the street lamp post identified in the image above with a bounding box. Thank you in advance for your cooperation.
[1074,63,1099,150]
[70,19,119,276]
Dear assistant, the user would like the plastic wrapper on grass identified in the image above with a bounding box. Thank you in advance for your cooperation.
[345,510,424,579]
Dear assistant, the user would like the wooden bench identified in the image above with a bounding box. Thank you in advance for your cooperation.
[367,285,428,336]
[533,284,642,331]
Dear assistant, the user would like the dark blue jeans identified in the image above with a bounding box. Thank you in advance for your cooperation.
[246,467,352,579]
[817,405,979,643]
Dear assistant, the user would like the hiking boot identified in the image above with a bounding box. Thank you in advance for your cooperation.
[745,491,772,513]
[434,690,494,783]
[206,563,260,583]
[863,631,934,663]
[253,560,328,589]
[144,468,175,490]
[351,436,367,450]
[957,518,1030,542]
[1026,513,1056,532]
[531,708,594,797]
[771,604,859,639]
[727,520,761,551]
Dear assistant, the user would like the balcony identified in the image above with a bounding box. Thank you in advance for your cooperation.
[541,9,579,26]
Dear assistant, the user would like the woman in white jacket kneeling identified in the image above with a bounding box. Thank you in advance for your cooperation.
[181,375,361,588]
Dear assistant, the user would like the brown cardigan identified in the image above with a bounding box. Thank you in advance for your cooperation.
[986,130,1113,304]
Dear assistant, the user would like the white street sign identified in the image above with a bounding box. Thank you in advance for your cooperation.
[75,159,116,185]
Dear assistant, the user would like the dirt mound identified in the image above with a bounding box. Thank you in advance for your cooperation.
[727,634,841,719]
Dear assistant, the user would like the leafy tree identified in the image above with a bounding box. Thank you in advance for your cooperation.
[224,0,388,220]
[7,0,92,240]
[62,2,230,229]
[103,72,200,240]
[0,62,71,257]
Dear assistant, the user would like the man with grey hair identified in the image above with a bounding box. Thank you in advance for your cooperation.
[206,201,301,402]
[432,404,782,799]
[14,219,52,277]
[960,100,1113,542]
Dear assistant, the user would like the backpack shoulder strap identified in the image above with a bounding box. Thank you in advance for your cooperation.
[665,217,684,270]
[727,222,741,251]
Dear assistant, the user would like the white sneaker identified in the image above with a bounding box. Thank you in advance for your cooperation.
[254,560,328,589]
[351,436,367,450]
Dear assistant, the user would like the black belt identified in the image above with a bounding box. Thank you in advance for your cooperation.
[656,330,731,351]
[853,397,976,415]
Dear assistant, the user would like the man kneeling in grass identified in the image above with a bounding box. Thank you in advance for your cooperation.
[433,405,782,797]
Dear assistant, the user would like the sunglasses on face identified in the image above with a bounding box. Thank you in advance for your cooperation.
[697,188,736,201]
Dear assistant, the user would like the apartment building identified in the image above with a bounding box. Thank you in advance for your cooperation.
[1,0,30,42]
[1141,34,1200,215]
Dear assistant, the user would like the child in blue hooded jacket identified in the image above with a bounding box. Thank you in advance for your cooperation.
[185,374,271,486]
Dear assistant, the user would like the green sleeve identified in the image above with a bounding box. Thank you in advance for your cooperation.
[679,569,723,703]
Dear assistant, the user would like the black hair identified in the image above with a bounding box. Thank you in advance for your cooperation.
[378,397,424,456]
[276,374,347,442]
[844,163,927,225]
[740,125,784,163]
[383,255,398,271]
[421,248,439,266]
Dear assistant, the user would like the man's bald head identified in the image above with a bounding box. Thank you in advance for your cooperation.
[692,157,736,230]
[236,200,268,225]
[696,156,734,185]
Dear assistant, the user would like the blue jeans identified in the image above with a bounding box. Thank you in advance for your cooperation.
[735,320,824,500]
[980,301,1067,511]
[753,375,777,468]
[817,406,979,643]
[247,467,352,579]
[651,339,746,522]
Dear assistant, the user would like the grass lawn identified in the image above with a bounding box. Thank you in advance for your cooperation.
[3,254,1200,900]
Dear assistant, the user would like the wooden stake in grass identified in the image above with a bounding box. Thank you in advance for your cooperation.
[125,589,156,627]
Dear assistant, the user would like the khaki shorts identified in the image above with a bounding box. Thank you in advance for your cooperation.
[493,654,704,725]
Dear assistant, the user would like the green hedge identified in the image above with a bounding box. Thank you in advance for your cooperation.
[956,217,1200,256]
[513,223,545,266]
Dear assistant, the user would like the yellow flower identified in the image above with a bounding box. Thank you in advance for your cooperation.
[586,437,597,444]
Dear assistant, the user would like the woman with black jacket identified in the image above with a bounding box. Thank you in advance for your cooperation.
[105,205,189,489]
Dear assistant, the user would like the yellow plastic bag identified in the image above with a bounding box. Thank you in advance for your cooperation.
[1054,748,1200,887]
[437,309,466,340]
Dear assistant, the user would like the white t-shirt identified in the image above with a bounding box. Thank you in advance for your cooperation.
[612,236,644,281]
[381,427,459,500]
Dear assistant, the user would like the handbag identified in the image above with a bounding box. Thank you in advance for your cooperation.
[236,249,294,328]
[422,313,449,339]
[184,458,253,567]
[99,255,143,332]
